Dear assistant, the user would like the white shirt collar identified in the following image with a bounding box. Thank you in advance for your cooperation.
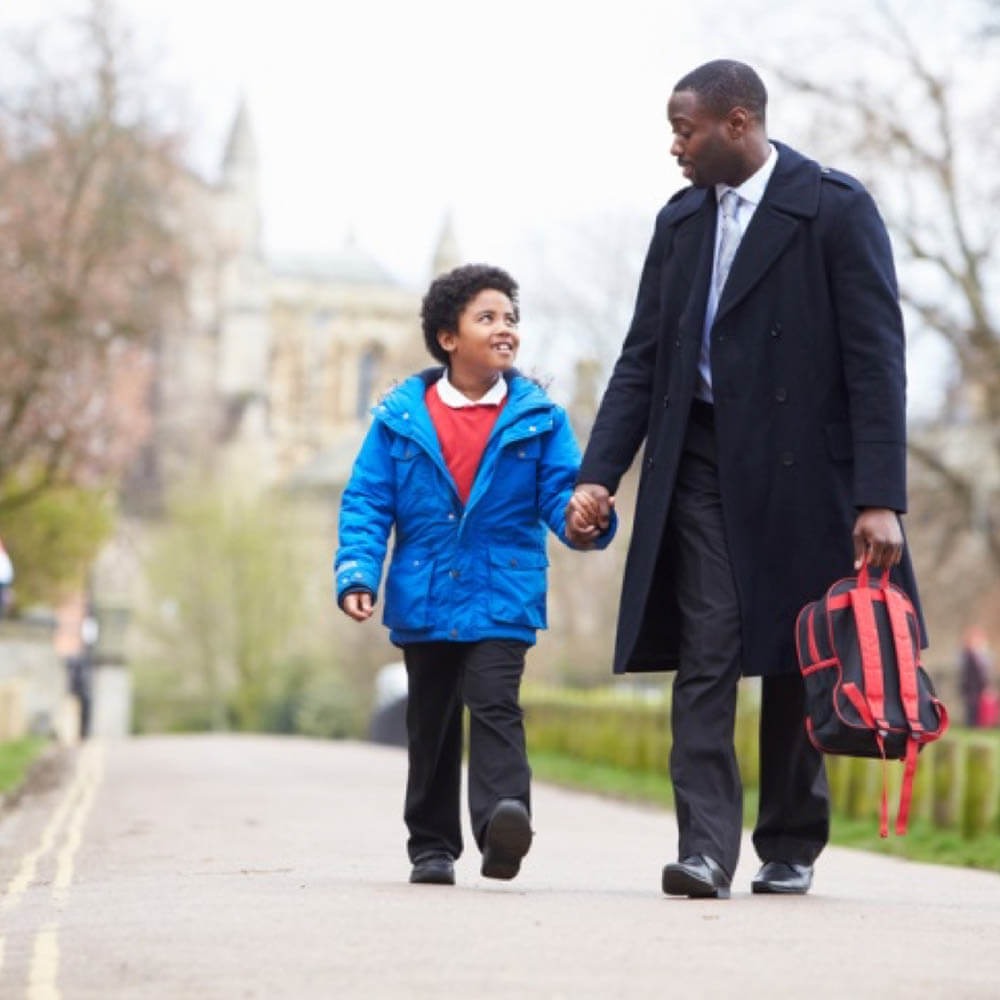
[715,142,778,208]
[435,369,508,408]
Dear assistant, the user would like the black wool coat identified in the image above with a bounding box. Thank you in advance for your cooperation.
[579,141,925,677]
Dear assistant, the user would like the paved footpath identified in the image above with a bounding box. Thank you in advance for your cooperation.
[1,735,999,999]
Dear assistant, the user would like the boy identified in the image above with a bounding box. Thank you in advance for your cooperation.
[336,263,614,885]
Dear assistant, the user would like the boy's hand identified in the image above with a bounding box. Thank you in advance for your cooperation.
[342,591,374,621]
[566,484,614,547]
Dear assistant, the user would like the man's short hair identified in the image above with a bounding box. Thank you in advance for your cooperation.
[673,59,767,122]
[420,263,519,365]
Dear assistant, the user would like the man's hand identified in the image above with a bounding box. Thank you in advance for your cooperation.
[566,483,614,548]
[853,508,903,570]
[342,591,374,622]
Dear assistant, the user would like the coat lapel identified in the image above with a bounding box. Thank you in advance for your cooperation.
[713,142,821,326]
[668,189,712,285]
[668,191,716,337]
[713,206,799,324]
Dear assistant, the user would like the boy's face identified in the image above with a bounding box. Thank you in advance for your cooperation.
[437,288,519,381]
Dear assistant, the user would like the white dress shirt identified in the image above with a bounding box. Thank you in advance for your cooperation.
[435,369,508,408]
[696,143,779,403]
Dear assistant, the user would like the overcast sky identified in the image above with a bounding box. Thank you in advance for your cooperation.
[1,0,986,412]
[1,0,813,280]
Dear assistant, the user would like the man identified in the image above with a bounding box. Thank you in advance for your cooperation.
[567,60,923,898]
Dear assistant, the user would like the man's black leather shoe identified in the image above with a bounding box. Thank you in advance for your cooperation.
[481,799,532,880]
[661,854,731,899]
[409,853,455,885]
[751,861,813,895]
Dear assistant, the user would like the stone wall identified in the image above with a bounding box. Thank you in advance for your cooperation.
[0,620,71,739]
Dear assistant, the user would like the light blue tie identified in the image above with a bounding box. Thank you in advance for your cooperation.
[714,190,741,296]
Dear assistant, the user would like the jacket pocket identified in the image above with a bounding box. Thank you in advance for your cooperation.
[508,437,541,461]
[488,546,548,628]
[384,553,434,630]
[391,435,437,501]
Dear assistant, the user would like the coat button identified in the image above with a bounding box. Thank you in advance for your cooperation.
[518,450,526,458]
[662,394,670,408]
[450,629,458,637]
[448,512,456,521]
[675,338,681,348]
[646,456,655,469]
[509,558,518,567]
[770,324,782,338]
[774,387,788,403]
[780,451,795,466]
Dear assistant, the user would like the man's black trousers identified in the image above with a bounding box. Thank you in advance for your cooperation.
[665,401,830,879]
[402,639,530,863]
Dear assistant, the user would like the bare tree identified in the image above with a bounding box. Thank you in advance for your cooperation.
[0,1,188,517]
[772,1,1000,578]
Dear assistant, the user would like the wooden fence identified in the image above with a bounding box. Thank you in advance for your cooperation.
[523,684,999,838]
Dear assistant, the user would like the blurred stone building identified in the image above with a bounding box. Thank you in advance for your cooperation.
[89,104,461,698]
[126,101,458,512]
[92,103,638,711]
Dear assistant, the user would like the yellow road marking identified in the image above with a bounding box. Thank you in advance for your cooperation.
[0,743,106,1000]
[26,922,59,1000]
[53,744,104,906]
[1,745,94,914]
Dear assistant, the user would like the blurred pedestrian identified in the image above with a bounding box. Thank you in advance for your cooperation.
[959,627,994,728]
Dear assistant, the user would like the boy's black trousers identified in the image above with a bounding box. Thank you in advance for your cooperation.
[402,639,530,863]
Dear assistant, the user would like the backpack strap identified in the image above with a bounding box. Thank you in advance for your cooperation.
[884,584,923,835]
[842,682,890,837]
[885,587,921,736]
[847,583,889,732]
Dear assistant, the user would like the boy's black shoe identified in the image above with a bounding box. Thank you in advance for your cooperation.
[409,853,455,885]
[481,799,532,880]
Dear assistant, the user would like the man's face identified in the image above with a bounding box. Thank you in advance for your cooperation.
[667,89,739,188]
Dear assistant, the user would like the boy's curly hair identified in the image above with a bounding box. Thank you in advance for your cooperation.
[420,263,519,365]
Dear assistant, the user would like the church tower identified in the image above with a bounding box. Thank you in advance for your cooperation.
[432,212,461,277]
[219,98,262,257]
[214,100,274,487]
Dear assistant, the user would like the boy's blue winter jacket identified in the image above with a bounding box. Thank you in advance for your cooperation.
[335,368,615,647]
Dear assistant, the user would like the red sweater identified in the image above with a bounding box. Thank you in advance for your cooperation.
[424,385,506,504]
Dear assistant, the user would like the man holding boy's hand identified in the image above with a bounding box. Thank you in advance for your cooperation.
[564,58,921,901]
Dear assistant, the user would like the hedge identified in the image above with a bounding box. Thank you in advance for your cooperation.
[523,684,999,840]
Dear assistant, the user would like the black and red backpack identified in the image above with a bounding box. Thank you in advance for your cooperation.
[795,562,949,836]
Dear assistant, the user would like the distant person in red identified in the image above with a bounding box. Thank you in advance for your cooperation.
[959,627,996,728]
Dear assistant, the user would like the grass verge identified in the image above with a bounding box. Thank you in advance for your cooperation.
[530,748,1000,873]
[0,737,48,795]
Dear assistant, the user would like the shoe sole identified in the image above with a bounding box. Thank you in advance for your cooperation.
[751,881,809,895]
[481,801,532,880]
[662,866,730,899]
[410,871,455,885]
